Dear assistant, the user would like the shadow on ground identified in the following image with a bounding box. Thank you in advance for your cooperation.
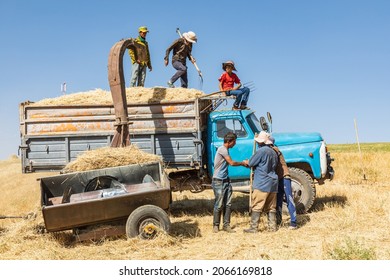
[169,195,249,217]
[311,195,348,212]
[40,193,347,245]
[170,219,201,238]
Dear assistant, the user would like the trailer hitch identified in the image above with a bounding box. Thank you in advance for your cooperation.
[0,212,36,220]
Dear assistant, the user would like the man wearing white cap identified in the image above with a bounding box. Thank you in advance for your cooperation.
[164,31,197,88]
[244,131,279,233]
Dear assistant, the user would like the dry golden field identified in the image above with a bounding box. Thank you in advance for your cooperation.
[0,143,389,260]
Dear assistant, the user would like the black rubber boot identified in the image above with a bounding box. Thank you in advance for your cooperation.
[243,211,261,233]
[276,211,282,227]
[213,210,221,232]
[222,207,236,232]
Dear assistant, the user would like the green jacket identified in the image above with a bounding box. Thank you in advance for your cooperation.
[128,36,152,68]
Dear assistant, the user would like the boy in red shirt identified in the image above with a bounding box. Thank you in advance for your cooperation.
[218,60,250,110]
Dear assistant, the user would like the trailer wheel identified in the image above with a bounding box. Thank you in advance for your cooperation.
[126,205,171,239]
[288,167,316,214]
[84,176,119,192]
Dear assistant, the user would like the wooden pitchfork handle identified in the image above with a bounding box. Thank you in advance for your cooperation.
[176,28,203,80]
[249,135,257,213]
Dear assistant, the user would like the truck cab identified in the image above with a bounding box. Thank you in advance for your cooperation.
[206,109,334,213]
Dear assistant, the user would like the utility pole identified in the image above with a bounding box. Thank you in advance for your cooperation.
[354,118,367,180]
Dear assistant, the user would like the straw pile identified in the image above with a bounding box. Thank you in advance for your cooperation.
[32,87,206,106]
[62,145,162,172]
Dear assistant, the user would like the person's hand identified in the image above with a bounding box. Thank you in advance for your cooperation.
[242,159,249,167]
[164,59,168,66]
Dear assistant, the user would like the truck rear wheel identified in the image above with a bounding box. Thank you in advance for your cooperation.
[126,205,171,239]
[288,167,316,214]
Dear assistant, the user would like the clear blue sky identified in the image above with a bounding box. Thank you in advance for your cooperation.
[0,0,389,160]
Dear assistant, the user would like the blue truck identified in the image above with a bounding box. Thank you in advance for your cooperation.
[19,93,334,214]
[206,105,334,213]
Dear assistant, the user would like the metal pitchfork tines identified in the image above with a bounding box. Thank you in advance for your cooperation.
[243,81,256,93]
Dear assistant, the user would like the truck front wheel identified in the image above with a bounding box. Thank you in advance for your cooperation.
[288,167,316,214]
[126,205,171,239]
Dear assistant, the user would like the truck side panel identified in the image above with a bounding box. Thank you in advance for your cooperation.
[131,133,201,163]
[19,99,209,172]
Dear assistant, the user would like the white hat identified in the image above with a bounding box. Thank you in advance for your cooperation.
[183,31,197,43]
[222,60,237,71]
[255,131,272,145]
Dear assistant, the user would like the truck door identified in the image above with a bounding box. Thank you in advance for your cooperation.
[210,118,252,179]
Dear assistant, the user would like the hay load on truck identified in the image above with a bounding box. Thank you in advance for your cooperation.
[19,38,334,214]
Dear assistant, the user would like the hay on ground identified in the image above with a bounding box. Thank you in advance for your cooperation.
[32,87,206,106]
[63,145,161,172]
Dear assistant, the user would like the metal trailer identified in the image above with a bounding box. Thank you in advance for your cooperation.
[19,98,211,174]
[39,161,172,240]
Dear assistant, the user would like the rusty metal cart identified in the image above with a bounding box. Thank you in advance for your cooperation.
[39,161,171,241]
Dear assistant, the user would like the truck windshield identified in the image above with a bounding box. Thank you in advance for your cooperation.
[216,119,248,138]
[246,113,261,134]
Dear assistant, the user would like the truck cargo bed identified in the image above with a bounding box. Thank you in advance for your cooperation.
[20,99,209,172]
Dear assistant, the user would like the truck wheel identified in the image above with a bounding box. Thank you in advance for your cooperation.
[126,205,171,239]
[288,167,316,214]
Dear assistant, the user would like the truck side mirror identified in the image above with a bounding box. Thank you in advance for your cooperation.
[267,112,272,124]
[260,116,269,132]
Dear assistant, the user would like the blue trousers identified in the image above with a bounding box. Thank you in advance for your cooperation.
[277,177,297,227]
[226,87,250,107]
[170,60,188,88]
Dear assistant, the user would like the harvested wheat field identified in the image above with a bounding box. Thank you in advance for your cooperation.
[1,143,390,260]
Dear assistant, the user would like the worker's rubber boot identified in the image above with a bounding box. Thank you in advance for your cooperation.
[276,211,282,227]
[222,208,235,233]
[267,211,277,232]
[243,211,261,233]
[213,210,221,233]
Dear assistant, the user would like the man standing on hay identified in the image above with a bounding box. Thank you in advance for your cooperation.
[212,132,249,233]
[164,31,197,88]
[244,131,279,233]
[128,26,152,87]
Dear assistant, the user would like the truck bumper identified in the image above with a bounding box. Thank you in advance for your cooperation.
[326,152,335,180]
